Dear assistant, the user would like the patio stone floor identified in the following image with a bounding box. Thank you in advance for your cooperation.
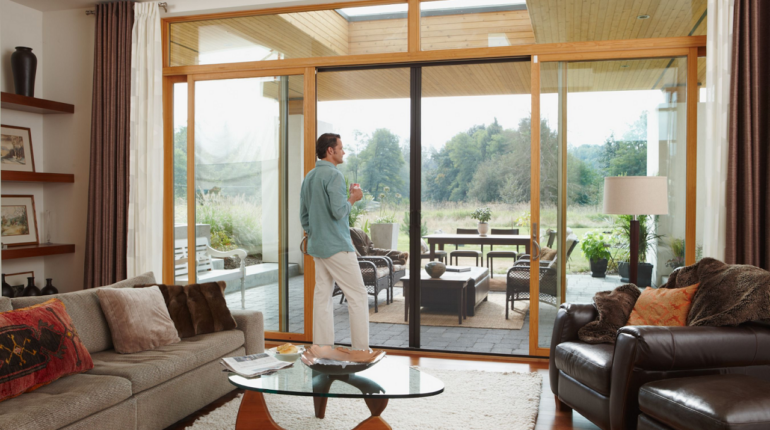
[225,270,624,355]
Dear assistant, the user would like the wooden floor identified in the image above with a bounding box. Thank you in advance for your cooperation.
[166,352,600,430]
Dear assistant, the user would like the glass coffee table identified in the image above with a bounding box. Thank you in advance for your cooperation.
[229,356,444,429]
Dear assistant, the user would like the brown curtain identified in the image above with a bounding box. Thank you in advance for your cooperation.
[84,2,134,289]
[725,0,770,269]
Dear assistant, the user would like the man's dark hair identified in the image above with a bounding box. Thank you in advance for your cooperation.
[316,133,341,159]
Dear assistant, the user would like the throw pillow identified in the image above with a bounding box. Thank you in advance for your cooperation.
[540,246,558,261]
[136,284,195,338]
[420,239,429,254]
[97,286,180,354]
[627,284,700,326]
[578,284,641,344]
[0,299,94,402]
[185,282,237,335]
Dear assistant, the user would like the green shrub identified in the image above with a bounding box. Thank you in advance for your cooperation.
[470,207,492,223]
[196,191,262,256]
[580,231,612,262]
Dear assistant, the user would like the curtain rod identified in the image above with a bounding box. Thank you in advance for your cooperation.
[86,2,167,15]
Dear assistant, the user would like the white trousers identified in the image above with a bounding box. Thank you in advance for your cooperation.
[313,251,370,350]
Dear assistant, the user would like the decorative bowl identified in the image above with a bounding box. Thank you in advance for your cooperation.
[300,345,386,375]
[424,261,446,278]
[269,345,305,362]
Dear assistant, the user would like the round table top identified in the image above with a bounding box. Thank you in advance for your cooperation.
[228,355,444,399]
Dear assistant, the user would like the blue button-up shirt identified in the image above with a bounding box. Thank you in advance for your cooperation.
[300,159,355,259]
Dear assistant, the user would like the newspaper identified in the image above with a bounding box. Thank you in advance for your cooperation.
[221,353,292,377]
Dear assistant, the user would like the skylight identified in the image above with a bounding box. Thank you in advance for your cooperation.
[336,4,408,17]
[421,0,527,11]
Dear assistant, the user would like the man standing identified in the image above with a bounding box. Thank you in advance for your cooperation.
[300,133,369,350]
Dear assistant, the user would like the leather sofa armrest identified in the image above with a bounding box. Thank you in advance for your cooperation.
[608,323,770,430]
[616,324,770,371]
[231,309,265,355]
[549,303,598,395]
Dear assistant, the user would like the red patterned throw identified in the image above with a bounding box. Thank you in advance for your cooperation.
[0,298,93,402]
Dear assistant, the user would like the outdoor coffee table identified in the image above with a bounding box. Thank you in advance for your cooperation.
[402,267,490,323]
[229,356,444,429]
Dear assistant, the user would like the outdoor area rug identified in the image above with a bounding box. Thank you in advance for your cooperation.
[369,292,530,330]
[188,367,542,430]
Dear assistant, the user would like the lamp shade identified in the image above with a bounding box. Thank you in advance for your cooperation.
[603,176,669,215]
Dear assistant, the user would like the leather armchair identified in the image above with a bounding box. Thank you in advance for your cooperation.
[549,303,770,430]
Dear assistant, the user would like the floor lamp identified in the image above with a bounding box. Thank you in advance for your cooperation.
[603,177,669,286]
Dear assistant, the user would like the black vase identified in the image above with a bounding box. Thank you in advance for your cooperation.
[42,278,58,295]
[1,274,13,298]
[22,276,41,296]
[11,46,37,97]
[589,258,608,278]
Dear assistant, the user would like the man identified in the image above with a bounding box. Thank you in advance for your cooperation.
[300,133,369,350]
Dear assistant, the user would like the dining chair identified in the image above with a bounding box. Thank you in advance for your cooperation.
[486,228,519,278]
[448,228,483,267]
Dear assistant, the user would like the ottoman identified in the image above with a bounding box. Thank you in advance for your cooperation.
[638,375,770,430]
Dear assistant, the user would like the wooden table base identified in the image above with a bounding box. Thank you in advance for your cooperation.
[235,391,391,430]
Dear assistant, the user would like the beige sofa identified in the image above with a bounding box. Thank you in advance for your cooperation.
[0,272,264,430]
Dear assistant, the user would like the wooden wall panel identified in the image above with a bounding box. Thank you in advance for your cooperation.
[526,0,707,44]
[421,10,536,51]
[282,9,350,55]
[349,18,408,55]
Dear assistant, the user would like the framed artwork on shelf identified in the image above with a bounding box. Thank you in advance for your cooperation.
[0,125,35,173]
[1,195,39,246]
[6,271,33,297]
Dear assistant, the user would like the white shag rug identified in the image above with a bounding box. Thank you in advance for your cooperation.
[189,367,542,430]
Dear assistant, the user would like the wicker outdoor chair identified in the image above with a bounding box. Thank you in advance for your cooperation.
[505,239,579,319]
[448,228,484,266]
[332,255,393,313]
[486,228,519,278]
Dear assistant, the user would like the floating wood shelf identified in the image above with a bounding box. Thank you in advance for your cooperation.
[2,243,75,260]
[1,171,74,183]
[1,92,75,114]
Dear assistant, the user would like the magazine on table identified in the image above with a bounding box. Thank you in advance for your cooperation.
[221,353,293,377]
[445,265,471,272]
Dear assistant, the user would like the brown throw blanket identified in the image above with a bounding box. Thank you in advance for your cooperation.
[664,257,770,326]
[349,227,408,265]
[578,284,641,344]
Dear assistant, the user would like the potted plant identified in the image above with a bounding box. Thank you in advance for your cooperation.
[471,207,492,236]
[614,214,662,287]
[665,237,685,270]
[369,187,399,249]
[580,231,612,278]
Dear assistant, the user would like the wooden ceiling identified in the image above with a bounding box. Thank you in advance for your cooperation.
[171,1,706,99]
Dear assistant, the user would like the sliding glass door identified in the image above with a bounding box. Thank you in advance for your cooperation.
[172,70,308,339]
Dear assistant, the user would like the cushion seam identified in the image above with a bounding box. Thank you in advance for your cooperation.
[641,389,736,427]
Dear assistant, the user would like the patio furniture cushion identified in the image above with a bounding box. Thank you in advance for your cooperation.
[376,267,391,279]
[450,250,483,256]
[555,341,614,396]
[0,373,132,430]
[639,375,770,430]
[393,264,406,272]
[88,329,245,394]
[487,250,517,257]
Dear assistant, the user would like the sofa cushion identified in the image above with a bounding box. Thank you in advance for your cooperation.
[639,375,770,430]
[0,373,131,430]
[0,296,11,312]
[88,329,244,393]
[10,272,158,354]
[555,341,614,396]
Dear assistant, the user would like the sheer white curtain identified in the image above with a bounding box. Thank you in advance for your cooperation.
[127,2,163,279]
[702,0,734,261]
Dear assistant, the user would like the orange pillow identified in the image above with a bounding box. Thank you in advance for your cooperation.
[627,283,700,326]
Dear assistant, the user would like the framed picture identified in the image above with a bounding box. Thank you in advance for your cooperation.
[1,195,39,246]
[0,125,35,173]
[6,271,33,290]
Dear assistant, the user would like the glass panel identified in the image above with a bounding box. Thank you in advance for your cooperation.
[421,0,706,51]
[169,3,408,66]
[193,75,305,333]
[696,55,706,263]
[173,82,189,285]
[537,57,689,349]
[421,60,531,354]
[317,68,411,348]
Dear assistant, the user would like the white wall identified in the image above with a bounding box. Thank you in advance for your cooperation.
[1,0,46,289]
[164,0,365,17]
[41,7,93,292]
[0,1,93,292]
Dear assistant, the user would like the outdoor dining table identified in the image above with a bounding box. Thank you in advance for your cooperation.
[422,233,531,261]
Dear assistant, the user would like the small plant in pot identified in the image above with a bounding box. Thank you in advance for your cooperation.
[471,207,492,236]
[580,231,612,278]
[614,215,662,287]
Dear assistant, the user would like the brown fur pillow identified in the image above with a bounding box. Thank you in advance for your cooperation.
[135,281,236,337]
[578,284,641,344]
